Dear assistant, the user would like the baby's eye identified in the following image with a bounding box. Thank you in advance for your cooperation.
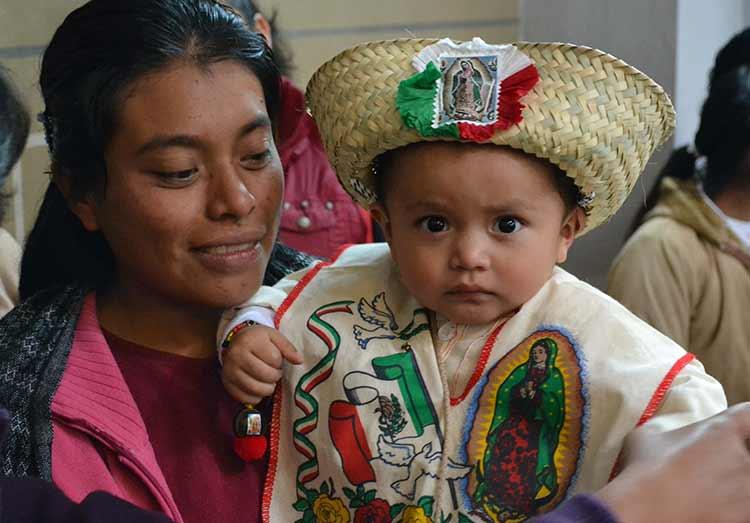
[493,217,523,234]
[419,216,449,233]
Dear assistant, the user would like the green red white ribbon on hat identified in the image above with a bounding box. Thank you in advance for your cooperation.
[397,38,539,142]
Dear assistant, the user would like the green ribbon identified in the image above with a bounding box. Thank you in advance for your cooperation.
[396,62,459,139]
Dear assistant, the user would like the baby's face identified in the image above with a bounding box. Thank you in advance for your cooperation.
[373,142,583,326]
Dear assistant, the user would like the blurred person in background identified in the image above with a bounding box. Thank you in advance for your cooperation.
[224,0,373,258]
[609,28,750,405]
[0,66,28,317]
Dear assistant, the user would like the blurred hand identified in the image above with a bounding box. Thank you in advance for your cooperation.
[598,403,750,523]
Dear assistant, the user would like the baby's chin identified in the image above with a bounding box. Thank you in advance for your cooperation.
[433,304,516,326]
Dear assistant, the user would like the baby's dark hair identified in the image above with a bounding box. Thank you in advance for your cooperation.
[373,143,581,214]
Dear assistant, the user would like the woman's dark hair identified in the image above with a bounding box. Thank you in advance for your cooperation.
[0,67,30,224]
[630,27,750,233]
[223,0,293,76]
[19,0,280,300]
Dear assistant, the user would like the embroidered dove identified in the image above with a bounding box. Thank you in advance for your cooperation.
[376,436,473,500]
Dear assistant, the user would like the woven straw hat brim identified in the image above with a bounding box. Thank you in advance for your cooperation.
[306,38,676,234]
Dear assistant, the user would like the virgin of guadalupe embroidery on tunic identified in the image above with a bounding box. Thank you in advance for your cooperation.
[462,329,587,523]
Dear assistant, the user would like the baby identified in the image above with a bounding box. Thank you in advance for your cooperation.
[219,38,726,522]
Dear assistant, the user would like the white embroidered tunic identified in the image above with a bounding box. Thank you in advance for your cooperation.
[231,244,725,523]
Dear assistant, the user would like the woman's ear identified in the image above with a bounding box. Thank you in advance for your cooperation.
[369,203,392,243]
[253,13,273,48]
[54,176,100,232]
[557,207,586,263]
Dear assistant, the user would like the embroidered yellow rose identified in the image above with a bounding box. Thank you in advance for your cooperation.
[400,506,432,523]
[312,494,350,523]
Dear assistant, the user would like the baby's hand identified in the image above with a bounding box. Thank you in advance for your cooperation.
[221,325,303,405]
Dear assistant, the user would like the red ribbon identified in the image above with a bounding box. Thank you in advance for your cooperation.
[458,63,540,142]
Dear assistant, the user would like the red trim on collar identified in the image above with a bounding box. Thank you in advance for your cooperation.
[273,244,352,329]
[275,261,330,330]
[449,317,511,406]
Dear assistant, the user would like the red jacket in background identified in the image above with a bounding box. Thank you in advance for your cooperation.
[276,77,372,259]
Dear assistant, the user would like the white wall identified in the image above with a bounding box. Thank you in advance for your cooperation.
[675,0,746,147]
[521,0,677,289]
[522,0,749,289]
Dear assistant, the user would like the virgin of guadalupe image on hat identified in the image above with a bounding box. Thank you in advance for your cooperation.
[442,56,497,124]
[397,38,540,143]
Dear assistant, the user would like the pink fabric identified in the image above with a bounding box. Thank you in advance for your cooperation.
[276,77,371,258]
[51,294,183,523]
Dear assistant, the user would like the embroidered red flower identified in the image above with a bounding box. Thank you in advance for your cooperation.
[353,498,391,523]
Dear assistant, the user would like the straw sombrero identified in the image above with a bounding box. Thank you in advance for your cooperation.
[306,38,675,233]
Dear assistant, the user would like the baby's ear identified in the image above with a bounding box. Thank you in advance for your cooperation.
[557,207,586,263]
[369,203,392,243]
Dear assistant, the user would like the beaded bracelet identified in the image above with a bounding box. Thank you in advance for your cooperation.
[221,319,258,349]
[219,319,258,367]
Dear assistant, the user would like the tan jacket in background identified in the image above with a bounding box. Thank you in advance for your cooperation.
[0,228,20,317]
[608,178,750,404]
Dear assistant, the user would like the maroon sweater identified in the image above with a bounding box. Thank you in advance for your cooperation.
[106,332,268,523]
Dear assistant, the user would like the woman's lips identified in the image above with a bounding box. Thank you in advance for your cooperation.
[193,241,262,273]
[199,242,258,255]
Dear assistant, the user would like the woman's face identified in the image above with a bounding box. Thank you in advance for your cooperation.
[74,61,283,309]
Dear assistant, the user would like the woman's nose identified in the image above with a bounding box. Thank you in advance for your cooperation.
[206,163,256,221]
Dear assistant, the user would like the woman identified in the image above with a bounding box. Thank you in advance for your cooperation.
[0,66,28,316]
[223,0,373,259]
[609,29,750,405]
[0,1,309,522]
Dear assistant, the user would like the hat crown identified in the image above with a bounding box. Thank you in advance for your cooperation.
[306,38,675,234]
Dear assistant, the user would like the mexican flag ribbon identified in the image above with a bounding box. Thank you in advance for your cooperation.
[396,38,539,142]
[293,301,354,496]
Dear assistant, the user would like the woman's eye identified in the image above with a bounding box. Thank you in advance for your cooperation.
[493,217,523,234]
[241,150,272,170]
[153,168,198,185]
[420,216,449,233]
